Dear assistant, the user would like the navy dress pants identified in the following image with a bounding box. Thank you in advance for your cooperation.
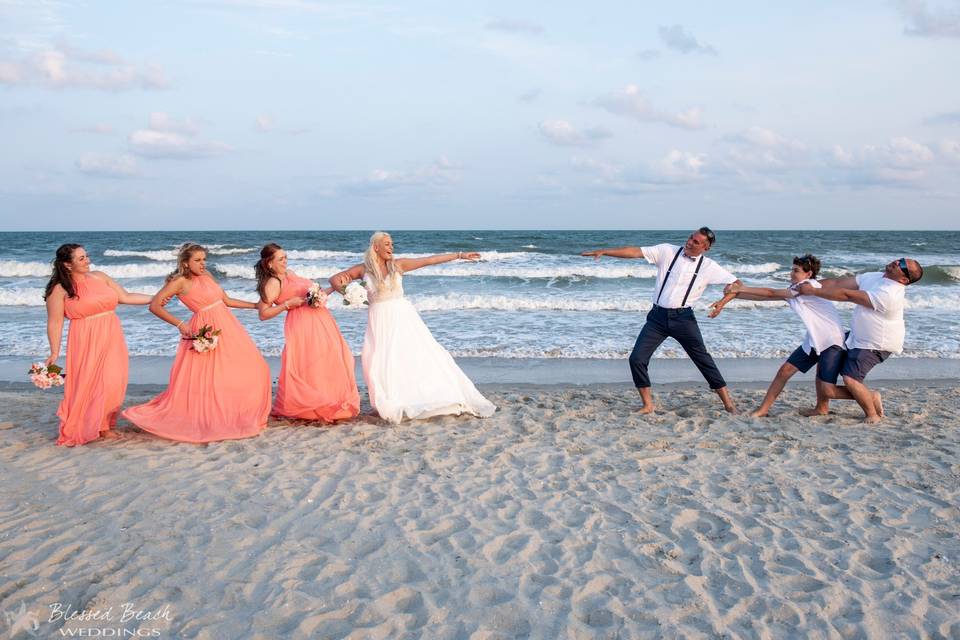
[629,306,726,389]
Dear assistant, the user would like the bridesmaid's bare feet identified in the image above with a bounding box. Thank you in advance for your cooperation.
[749,408,769,418]
[799,406,829,417]
[864,415,882,425]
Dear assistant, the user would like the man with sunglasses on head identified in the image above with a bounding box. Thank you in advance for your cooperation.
[796,257,923,423]
[582,227,740,414]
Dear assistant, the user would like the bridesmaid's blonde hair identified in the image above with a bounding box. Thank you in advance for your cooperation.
[167,243,208,282]
[363,231,399,291]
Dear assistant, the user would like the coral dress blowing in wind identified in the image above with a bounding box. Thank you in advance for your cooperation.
[122,274,271,443]
[56,274,129,446]
[272,272,360,421]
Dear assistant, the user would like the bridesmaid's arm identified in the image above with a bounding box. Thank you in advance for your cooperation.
[44,286,66,367]
[329,264,365,292]
[150,278,192,339]
[94,271,152,305]
[396,252,480,274]
[224,296,257,310]
[257,279,303,320]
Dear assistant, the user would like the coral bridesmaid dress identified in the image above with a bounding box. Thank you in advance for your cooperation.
[272,272,360,421]
[122,274,271,443]
[56,274,129,446]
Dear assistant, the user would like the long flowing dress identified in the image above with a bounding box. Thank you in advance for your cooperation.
[122,274,271,443]
[56,274,129,446]
[361,271,496,424]
[273,272,360,421]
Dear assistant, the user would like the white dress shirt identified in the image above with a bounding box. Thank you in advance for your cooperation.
[787,279,845,354]
[846,272,906,354]
[641,243,737,309]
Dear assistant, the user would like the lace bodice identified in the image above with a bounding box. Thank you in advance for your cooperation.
[365,271,405,303]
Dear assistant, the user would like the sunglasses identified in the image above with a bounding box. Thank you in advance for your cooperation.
[897,257,916,283]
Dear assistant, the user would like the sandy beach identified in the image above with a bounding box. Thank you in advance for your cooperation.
[1,381,958,639]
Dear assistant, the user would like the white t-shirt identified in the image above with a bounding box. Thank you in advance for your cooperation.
[846,272,906,354]
[641,243,737,308]
[787,279,845,354]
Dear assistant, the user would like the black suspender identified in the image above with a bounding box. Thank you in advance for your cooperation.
[656,247,704,308]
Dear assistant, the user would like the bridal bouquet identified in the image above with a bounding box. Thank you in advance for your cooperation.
[186,325,222,352]
[341,280,368,306]
[29,363,64,389]
[306,283,328,308]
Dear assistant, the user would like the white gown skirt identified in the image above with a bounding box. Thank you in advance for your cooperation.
[362,298,496,424]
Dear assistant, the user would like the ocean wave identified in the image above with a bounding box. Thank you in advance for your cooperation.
[720,262,780,274]
[0,261,51,278]
[103,246,256,260]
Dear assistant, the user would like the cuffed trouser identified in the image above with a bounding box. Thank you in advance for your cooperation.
[629,306,726,389]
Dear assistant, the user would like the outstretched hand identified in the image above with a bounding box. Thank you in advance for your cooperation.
[707,300,726,319]
[580,249,604,261]
[459,252,481,262]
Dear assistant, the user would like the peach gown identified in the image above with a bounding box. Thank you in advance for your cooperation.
[56,274,129,446]
[122,274,271,443]
[272,272,360,421]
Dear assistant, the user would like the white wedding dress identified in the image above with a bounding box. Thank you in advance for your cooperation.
[361,271,496,424]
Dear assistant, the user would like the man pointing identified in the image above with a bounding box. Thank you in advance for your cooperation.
[582,227,740,414]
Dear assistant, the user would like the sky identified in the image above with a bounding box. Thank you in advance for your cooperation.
[1,0,959,231]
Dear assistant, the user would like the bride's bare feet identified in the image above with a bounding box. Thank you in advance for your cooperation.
[799,406,829,417]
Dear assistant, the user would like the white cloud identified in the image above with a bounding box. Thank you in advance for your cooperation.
[256,114,275,131]
[484,19,544,35]
[939,139,960,161]
[148,112,200,135]
[0,45,169,91]
[338,157,461,195]
[594,85,705,130]
[900,0,960,38]
[539,119,612,147]
[657,150,706,181]
[76,153,140,178]
[658,24,718,56]
[128,115,231,159]
[722,126,808,173]
[825,137,935,186]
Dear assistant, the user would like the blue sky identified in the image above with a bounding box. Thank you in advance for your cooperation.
[1,0,959,230]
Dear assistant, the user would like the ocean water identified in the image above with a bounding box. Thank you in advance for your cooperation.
[1,230,958,366]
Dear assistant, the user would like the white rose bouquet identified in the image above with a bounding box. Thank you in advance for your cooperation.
[186,325,222,352]
[29,362,65,389]
[306,283,328,308]
[341,280,369,306]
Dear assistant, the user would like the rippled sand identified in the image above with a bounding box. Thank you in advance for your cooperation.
[1,382,958,638]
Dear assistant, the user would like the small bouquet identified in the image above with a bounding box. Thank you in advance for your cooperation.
[186,325,222,352]
[341,280,369,306]
[305,283,328,308]
[29,362,64,389]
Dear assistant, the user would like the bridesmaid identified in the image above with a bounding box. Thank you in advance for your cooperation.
[44,243,152,446]
[254,244,360,422]
[122,243,271,443]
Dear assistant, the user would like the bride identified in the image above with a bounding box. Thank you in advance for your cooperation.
[329,231,496,424]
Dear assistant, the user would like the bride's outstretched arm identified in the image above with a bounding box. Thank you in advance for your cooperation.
[397,251,480,273]
[329,264,365,291]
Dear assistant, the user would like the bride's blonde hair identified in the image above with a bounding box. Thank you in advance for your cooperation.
[363,231,399,291]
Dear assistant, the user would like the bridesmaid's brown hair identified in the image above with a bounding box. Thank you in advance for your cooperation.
[44,243,83,300]
[254,243,283,300]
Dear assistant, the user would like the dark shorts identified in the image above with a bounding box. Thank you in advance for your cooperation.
[840,348,891,383]
[786,345,845,383]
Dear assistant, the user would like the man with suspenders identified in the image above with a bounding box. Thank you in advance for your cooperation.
[582,227,740,414]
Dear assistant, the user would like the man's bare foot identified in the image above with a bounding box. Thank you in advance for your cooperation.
[864,415,882,425]
[723,404,739,415]
[872,391,884,417]
[799,406,829,417]
[749,408,769,418]
[637,404,656,414]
